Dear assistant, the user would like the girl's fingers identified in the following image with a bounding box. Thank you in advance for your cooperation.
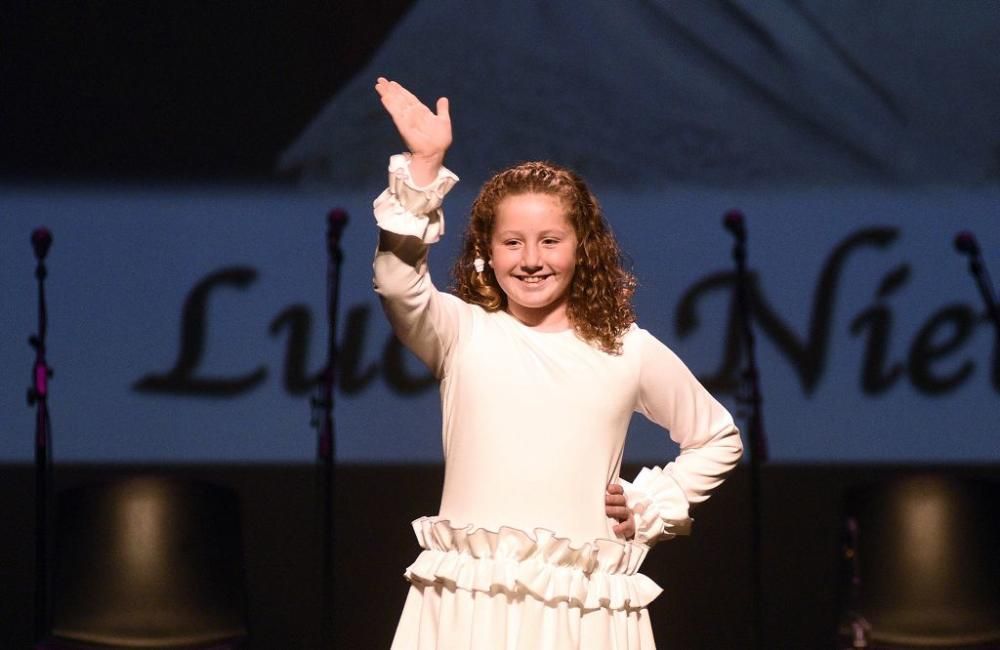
[613,521,635,538]
[391,81,417,103]
[375,78,410,107]
[605,494,626,507]
[436,97,450,120]
[606,506,629,520]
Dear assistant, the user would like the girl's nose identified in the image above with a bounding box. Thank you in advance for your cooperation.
[520,244,541,271]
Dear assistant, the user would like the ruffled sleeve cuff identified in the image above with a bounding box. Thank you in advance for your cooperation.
[619,465,693,546]
[372,153,459,244]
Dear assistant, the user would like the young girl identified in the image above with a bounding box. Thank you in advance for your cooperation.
[372,77,743,649]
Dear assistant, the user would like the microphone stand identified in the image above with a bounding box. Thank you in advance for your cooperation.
[842,516,871,648]
[954,231,1000,339]
[724,211,768,650]
[27,228,54,644]
[312,209,347,647]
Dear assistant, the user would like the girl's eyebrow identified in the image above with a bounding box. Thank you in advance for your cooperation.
[494,228,572,238]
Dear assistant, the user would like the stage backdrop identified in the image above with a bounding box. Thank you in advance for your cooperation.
[4,0,999,464]
[2,185,998,463]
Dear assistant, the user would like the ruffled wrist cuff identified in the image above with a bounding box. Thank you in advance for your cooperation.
[620,465,693,546]
[372,153,459,244]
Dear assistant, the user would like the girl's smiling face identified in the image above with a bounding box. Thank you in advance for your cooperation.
[489,192,578,330]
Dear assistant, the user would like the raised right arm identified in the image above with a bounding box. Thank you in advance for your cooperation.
[372,155,464,377]
[372,79,467,378]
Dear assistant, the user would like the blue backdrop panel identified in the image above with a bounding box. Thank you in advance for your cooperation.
[2,184,997,462]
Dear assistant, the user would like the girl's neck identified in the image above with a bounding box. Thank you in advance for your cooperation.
[505,303,571,332]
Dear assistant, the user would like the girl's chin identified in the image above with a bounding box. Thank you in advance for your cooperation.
[508,292,559,309]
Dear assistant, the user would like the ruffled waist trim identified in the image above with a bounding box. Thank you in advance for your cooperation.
[404,516,663,611]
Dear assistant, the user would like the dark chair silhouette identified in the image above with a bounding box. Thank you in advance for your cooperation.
[839,474,1000,648]
[40,477,249,649]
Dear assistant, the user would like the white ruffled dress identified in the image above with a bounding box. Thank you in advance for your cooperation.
[373,155,743,650]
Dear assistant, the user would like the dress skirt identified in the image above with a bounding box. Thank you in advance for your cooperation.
[390,517,662,650]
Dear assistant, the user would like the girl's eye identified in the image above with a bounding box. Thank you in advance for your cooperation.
[504,240,521,247]
[542,238,559,246]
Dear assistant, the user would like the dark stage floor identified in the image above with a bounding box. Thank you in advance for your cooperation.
[4,462,999,649]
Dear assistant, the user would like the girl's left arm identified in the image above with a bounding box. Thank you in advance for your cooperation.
[621,330,744,546]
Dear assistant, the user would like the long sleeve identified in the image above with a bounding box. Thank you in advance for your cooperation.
[620,330,743,545]
[372,154,467,378]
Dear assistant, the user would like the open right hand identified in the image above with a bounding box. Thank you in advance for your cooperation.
[375,77,451,181]
[606,482,635,540]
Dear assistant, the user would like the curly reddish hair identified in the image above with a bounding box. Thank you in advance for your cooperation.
[451,161,636,354]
